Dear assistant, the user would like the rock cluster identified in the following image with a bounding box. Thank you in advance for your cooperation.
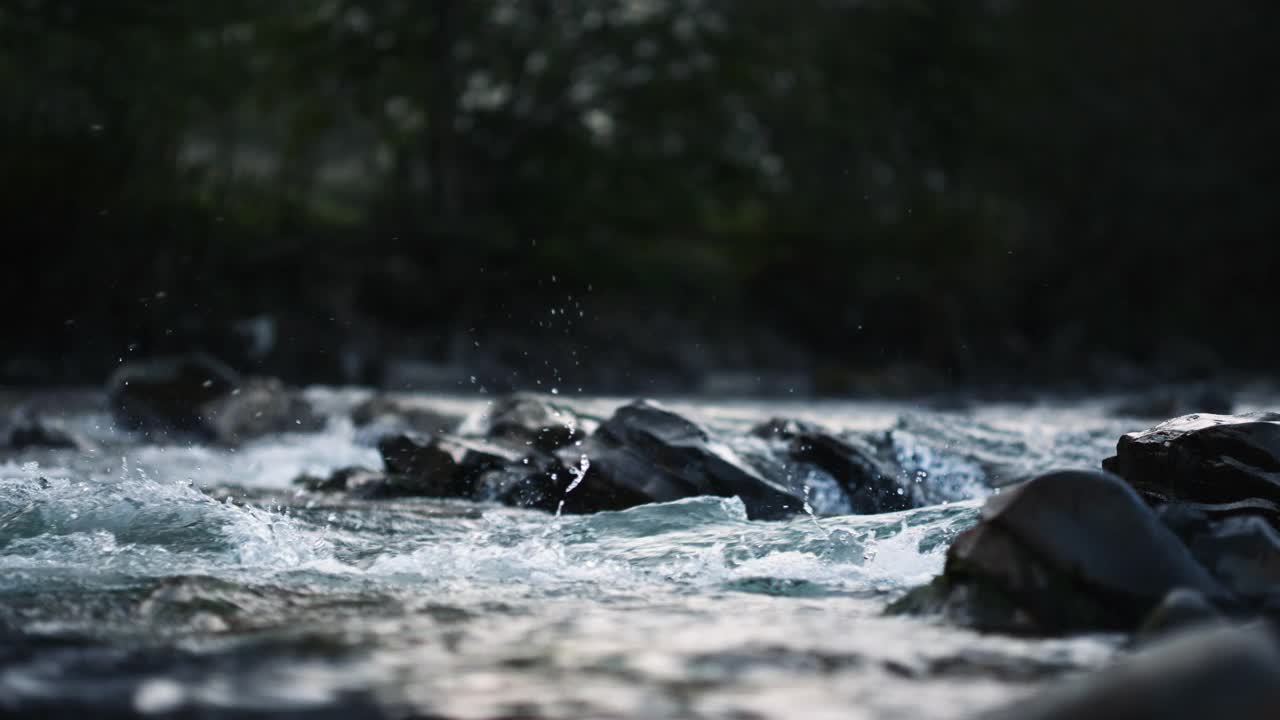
[887,410,1280,718]
[299,397,922,520]
[895,412,1280,638]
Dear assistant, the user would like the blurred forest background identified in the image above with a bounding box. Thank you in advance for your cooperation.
[2,0,1277,394]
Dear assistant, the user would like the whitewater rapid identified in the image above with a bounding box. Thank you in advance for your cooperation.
[1,393,1135,718]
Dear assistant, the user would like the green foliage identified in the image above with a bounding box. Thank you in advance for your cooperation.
[3,0,1277,382]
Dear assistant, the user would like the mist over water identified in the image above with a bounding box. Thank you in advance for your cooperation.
[0,395,1132,718]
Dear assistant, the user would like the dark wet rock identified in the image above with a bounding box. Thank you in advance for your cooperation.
[477,393,588,450]
[1110,382,1234,419]
[473,459,566,512]
[748,418,899,513]
[377,433,455,477]
[1103,412,1280,512]
[350,394,462,435]
[1158,499,1280,536]
[375,434,467,497]
[1135,588,1224,645]
[1182,515,1280,612]
[107,353,239,435]
[750,414,1010,512]
[438,435,528,470]
[983,624,1280,720]
[376,432,539,499]
[788,431,910,514]
[295,458,476,500]
[202,377,325,444]
[572,400,807,519]
[895,470,1230,634]
[4,419,91,451]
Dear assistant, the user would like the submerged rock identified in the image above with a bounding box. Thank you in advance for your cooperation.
[108,353,239,435]
[984,624,1280,720]
[1103,412,1280,511]
[473,456,569,512]
[572,400,807,519]
[895,470,1229,634]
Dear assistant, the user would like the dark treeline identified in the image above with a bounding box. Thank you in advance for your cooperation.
[3,1,1277,392]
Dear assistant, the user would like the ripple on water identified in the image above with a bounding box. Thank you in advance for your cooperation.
[0,396,1134,719]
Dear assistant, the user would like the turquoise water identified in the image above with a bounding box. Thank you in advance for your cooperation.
[0,394,1135,718]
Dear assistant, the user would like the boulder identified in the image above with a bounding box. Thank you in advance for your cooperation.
[983,624,1280,720]
[107,353,239,435]
[899,470,1230,634]
[201,377,325,444]
[1103,412,1280,510]
[572,400,807,519]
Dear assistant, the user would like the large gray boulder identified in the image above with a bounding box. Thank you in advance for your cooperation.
[896,470,1230,634]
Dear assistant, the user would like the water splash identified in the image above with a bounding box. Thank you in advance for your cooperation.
[798,477,829,539]
[555,453,591,517]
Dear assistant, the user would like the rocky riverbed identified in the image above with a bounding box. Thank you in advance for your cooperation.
[2,357,1278,718]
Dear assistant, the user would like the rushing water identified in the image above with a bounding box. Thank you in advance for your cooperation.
[0,392,1155,718]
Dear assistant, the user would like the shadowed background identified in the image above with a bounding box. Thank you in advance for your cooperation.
[3,0,1276,393]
